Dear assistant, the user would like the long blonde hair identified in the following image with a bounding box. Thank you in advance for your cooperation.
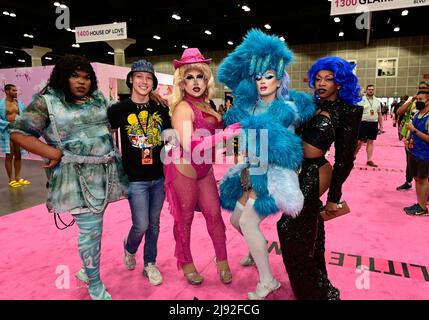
[168,63,216,116]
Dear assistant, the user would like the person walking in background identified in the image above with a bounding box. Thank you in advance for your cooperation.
[403,89,429,216]
[0,84,30,188]
[396,82,429,191]
[355,84,383,167]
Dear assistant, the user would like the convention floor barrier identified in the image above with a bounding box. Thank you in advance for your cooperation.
[0,117,428,300]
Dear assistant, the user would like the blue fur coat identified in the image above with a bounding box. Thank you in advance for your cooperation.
[220,83,315,217]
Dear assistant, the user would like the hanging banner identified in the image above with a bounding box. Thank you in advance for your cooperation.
[331,0,429,16]
[75,22,127,43]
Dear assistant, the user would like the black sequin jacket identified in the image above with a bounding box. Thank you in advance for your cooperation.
[297,100,363,203]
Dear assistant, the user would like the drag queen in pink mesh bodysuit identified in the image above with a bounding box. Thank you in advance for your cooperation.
[163,48,241,285]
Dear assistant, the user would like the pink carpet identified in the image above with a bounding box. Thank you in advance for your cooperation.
[1,117,428,300]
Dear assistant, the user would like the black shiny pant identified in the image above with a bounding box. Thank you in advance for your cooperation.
[276,160,340,300]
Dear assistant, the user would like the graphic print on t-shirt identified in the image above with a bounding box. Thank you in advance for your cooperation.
[126,110,163,149]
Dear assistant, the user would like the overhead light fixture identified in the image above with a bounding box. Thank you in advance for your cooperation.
[182,45,188,49]
[279,36,285,42]
[108,51,114,55]
[205,30,212,35]
[264,24,271,30]
[72,43,80,48]
[401,10,408,16]
[153,35,161,40]
[172,13,181,20]
[9,12,16,17]
[334,17,341,23]
[146,48,153,52]
[24,33,34,38]
[394,26,400,32]
[18,59,25,63]
[339,31,344,37]
[45,57,53,60]
[3,10,10,15]
[241,4,251,12]
[5,50,13,54]
[227,41,234,46]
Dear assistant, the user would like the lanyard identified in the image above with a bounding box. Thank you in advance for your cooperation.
[367,97,376,110]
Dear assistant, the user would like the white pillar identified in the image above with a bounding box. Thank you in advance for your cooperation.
[104,38,136,66]
[22,46,52,66]
[105,38,136,94]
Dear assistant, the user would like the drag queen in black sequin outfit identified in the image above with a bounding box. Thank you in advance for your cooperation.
[276,56,363,300]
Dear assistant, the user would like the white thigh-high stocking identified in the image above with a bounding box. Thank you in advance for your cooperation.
[230,201,244,234]
[239,198,273,286]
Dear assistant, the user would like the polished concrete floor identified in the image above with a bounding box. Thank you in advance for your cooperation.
[0,157,48,216]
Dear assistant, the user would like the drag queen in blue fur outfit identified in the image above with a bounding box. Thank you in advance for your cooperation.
[217,29,316,299]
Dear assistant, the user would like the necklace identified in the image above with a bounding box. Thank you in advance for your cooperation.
[135,101,150,110]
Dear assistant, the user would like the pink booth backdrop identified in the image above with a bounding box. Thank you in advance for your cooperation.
[0,63,173,159]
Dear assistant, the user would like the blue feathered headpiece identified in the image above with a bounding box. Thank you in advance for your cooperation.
[217,29,294,91]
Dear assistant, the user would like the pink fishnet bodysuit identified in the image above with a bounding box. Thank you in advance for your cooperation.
[164,95,228,269]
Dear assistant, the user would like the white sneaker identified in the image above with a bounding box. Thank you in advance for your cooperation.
[143,263,163,286]
[123,238,136,270]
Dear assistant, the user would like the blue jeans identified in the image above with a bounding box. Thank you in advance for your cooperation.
[125,178,165,266]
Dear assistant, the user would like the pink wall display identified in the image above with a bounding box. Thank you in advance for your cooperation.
[0,62,173,104]
[0,63,173,160]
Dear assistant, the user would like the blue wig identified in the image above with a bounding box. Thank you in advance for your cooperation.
[307,56,362,105]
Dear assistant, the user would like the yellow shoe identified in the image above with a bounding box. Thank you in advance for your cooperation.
[8,180,21,188]
[18,179,31,185]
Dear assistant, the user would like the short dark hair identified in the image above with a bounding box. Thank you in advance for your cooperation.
[418,81,429,88]
[42,55,98,101]
[4,84,16,92]
[366,84,374,90]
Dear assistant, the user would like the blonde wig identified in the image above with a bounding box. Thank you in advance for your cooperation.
[168,62,216,115]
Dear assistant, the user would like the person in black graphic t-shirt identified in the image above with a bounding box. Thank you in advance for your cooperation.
[107,59,171,286]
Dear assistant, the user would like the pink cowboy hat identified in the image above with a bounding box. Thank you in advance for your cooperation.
[173,48,212,69]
